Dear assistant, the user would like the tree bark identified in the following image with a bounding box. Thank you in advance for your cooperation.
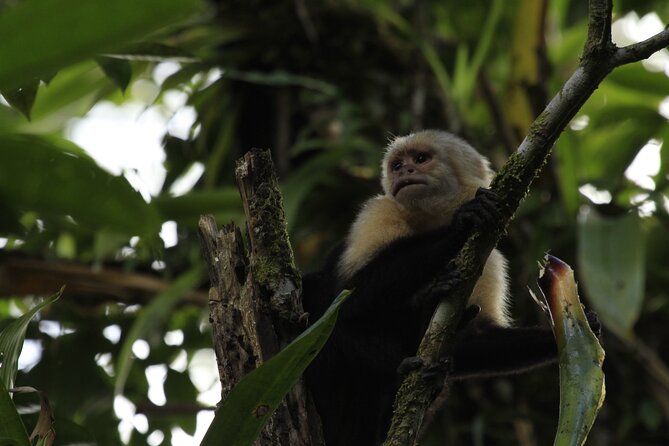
[198,149,323,446]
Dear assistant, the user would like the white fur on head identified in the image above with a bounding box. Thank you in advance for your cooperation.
[338,130,511,326]
[380,130,494,226]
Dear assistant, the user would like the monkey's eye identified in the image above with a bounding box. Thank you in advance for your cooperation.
[414,153,431,164]
[391,160,403,172]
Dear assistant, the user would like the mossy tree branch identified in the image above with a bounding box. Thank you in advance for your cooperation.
[383,1,669,444]
[198,149,323,446]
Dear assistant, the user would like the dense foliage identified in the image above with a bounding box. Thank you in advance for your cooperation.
[1,0,668,444]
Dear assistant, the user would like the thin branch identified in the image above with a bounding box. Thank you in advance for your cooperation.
[583,0,613,58]
[613,28,669,66]
[383,2,669,444]
[0,254,207,305]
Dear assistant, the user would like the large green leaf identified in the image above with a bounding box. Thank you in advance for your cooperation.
[0,386,30,446]
[0,293,58,446]
[0,134,162,237]
[577,208,645,339]
[200,290,351,446]
[0,290,61,390]
[0,0,202,90]
[537,256,605,446]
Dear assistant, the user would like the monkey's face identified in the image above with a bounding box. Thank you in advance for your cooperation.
[385,147,455,205]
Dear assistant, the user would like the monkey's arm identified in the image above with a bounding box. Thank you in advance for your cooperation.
[341,192,499,318]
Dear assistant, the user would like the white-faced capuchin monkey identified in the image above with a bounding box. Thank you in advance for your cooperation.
[302,130,598,446]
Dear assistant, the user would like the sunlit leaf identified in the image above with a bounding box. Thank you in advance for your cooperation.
[537,255,605,446]
[200,290,350,446]
[577,208,645,339]
[0,134,162,238]
[0,0,203,90]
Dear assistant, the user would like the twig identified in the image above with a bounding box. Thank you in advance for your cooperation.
[383,1,669,444]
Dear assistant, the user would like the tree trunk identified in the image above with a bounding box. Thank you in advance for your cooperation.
[198,148,323,445]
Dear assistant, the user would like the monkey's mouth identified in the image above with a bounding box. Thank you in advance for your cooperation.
[392,179,427,196]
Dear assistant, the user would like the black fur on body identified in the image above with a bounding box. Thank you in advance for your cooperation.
[302,195,558,446]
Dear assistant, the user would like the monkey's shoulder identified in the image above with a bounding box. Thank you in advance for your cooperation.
[337,195,412,281]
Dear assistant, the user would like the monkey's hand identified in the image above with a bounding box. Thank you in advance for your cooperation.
[452,188,501,231]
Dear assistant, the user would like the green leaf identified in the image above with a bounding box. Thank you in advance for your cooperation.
[95,57,132,93]
[0,386,30,446]
[537,256,605,446]
[106,43,195,62]
[554,130,581,216]
[0,290,61,390]
[577,208,645,339]
[200,290,351,446]
[577,120,656,184]
[0,0,202,90]
[222,69,337,95]
[115,267,203,395]
[153,189,243,226]
[0,134,162,237]
[607,63,669,97]
[1,79,39,120]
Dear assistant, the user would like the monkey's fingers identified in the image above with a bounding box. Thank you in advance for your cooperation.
[453,188,501,230]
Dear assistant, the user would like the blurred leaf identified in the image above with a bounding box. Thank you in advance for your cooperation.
[10,387,55,446]
[554,130,581,215]
[0,0,202,90]
[655,124,669,182]
[606,63,669,97]
[107,42,195,61]
[0,134,162,237]
[0,386,30,446]
[115,267,203,395]
[452,0,501,104]
[577,120,656,184]
[1,79,39,119]
[505,0,546,134]
[223,69,337,95]
[282,144,366,228]
[537,255,606,446]
[577,208,645,339]
[164,368,198,405]
[200,290,351,446]
[26,62,113,128]
[153,189,243,227]
[96,56,132,92]
[0,290,60,389]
